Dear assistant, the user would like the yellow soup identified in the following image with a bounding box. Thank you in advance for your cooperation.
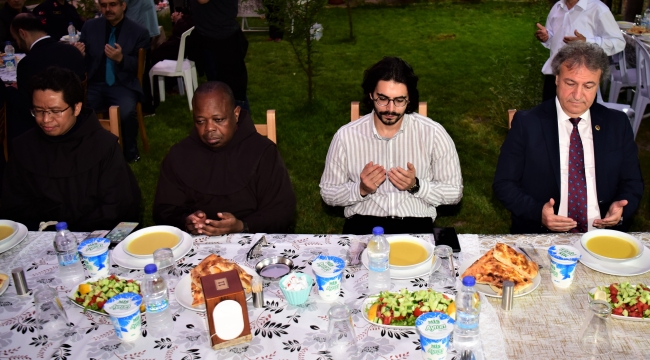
[586,236,639,259]
[389,241,428,266]
[127,232,179,255]
[0,225,14,241]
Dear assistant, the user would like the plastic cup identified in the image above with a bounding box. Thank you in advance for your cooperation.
[311,255,345,302]
[104,292,143,342]
[78,237,110,277]
[548,245,581,288]
[415,312,455,360]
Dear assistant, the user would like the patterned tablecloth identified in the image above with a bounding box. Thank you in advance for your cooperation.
[0,232,649,360]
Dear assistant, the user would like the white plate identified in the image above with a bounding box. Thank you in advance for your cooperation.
[0,222,28,254]
[174,265,255,312]
[580,229,644,263]
[361,249,440,280]
[112,231,193,270]
[66,275,141,316]
[0,273,9,297]
[588,287,649,322]
[618,21,634,29]
[572,239,650,276]
[121,225,185,258]
[359,290,455,329]
[457,253,541,298]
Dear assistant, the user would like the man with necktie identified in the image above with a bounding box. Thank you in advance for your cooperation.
[73,0,149,162]
[493,42,643,234]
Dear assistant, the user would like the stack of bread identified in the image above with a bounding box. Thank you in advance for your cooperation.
[190,254,253,307]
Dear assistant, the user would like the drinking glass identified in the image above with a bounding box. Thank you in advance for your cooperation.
[635,14,643,25]
[429,245,456,288]
[153,247,178,288]
[34,287,72,342]
[578,300,612,355]
[327,303,359,359]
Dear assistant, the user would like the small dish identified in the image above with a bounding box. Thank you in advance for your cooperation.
[121,225,184,258]
[279,273,312,306]
[581,230,644,263]
[255,256,294,281]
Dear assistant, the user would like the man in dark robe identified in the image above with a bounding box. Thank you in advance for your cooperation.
[0,67,142,231]
[153,81,295,235]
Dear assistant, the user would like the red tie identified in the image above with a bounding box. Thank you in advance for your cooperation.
[567,117,588,233]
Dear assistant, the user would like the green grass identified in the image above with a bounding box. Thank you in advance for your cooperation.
[132,1,650,234]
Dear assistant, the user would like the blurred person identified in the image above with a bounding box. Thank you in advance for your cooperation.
[493,42,643,234]
[535,0,624,101]
[32,0,84,41]
[0,67,141,231]
[73,0,149,162]
[0,0,29,48]
[125,0,159,38]
[153,82,295,235]
[150,9,193,65]
[320,57,464,235]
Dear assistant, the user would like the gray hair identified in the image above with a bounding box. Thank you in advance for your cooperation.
[551,42,610,82]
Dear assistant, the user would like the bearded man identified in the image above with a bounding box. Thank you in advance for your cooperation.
[320,57,463,235]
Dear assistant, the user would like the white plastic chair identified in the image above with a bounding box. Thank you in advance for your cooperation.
[597,87,635,126]
[631,37,650,137]
[148,26,198,110]
[608,42,637,103]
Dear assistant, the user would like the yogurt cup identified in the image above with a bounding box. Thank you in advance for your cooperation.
[104,292,143,342]
[311,255,345,302]
[78,238,110,277]
[416,312,455,360]
[548,245,581,288]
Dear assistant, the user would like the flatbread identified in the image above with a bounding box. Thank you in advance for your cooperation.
[190,254,252,307]
[0,273,7,288]
[461,250,533,295]
[493,243,539,279]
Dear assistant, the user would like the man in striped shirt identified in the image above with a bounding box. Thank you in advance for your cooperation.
[320,57,463,235]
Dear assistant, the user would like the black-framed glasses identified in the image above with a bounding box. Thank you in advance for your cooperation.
[371,95,409,108]
[31,106,71,118]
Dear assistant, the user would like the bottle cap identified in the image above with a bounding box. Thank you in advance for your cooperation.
[501,280,514,311]
[372,227,384,236]
[462,276,476,287]
[55,222,68,231]
[144,264,157,274]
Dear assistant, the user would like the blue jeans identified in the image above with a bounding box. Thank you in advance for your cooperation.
[86,82,139,160]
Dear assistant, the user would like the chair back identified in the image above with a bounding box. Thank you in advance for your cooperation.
[350,101,428,121]
[255,109,277,144]
[634,38,650,101]
[176,27,194,73]
[618,45,632,84]
[137,48,146,86]
[98,105,122,148]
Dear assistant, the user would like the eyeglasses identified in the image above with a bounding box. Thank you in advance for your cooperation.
[31,106,71,118]
[371,95,409,108]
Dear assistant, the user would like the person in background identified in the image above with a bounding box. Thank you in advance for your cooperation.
[153,82,295,235]
[535,0,624,101]
[73,0,150,163]
[493,42,643,234]
[125,0,159,39]
[0,67,141,231]
[263,0,283,42]
[150,8,193,65]
[32,0,84,41]
[0,0,29,48]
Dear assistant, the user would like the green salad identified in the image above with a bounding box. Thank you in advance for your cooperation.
[365,288,455,326]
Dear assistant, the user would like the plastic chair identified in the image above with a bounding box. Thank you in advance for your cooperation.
[98,105,123,148]
[350,101,428,121]
[608,43,637,103]
[631,37,650,137]
[254,110,277,144]
[148,26,198,111]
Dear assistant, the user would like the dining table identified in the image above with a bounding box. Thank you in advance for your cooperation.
[0,231,649,359]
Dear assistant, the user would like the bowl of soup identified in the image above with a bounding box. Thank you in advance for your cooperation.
[580,229,644,263]
[386,235,434,270]
[122,226,184,258]
[0,220,18,243]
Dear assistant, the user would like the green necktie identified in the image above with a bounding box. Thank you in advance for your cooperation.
[106,27,116,86]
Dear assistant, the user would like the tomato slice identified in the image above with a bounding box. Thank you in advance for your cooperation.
[612,307,624,315]
[413,307,422,317]
[382,316,392,325]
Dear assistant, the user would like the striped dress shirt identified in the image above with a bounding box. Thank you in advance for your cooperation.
[320,112,463,220]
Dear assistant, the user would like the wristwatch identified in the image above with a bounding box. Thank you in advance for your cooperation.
[408,177,420,194]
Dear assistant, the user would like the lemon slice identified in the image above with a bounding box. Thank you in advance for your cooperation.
[79,283,92,295]
[593,289,607,301]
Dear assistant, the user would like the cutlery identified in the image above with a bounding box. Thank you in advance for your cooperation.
[518,246,543,269]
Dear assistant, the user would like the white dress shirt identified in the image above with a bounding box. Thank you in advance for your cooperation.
[320,112,463,220]
[541,0,624,74]
[30,35,51,50]
[555,98,600,230]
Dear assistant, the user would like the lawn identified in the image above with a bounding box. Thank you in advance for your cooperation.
[131,0,650,234]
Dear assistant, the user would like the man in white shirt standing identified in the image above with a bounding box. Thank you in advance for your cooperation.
[493,42,643,234]
[320,57,463,235]
[535,0,624,101]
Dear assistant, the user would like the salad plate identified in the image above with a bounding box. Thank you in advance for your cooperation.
[175,265,255,312]
[112,231,193,270]
[361,249,440,280]
[67,274,141,316]
[588,284,650,322]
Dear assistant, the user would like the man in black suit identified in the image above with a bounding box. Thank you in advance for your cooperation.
[0,0,28,48]
[73,0,149,162]
[493,42,643,234]
[32,0,84,41]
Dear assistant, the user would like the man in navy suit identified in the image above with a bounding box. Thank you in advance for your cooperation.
[73,0,149,162]
[493,42,643,234]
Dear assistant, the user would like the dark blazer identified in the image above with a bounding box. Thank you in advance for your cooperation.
[79,17,149,94]
[493,99,644,234]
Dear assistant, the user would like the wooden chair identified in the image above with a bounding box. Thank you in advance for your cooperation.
[98,105,123,148]
[254,110,277,144]
[136,48,150,152]
[350,101,428,121]
[508,109,517,129]
[0,101,6,161]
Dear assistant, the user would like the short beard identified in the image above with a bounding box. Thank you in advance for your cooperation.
[375,109,405,126]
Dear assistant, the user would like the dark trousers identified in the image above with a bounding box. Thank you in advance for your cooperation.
[86,82,139,161]
[543,74,556,102]
[342,215,434,235]
[197,30,249,103]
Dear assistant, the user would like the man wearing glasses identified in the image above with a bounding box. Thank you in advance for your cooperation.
[320,57,463,235]
[0,67,141,231]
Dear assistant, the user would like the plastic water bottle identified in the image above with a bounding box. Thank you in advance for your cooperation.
[454,276,481,353]
[53,222,84,277]
[143,264,174,337]
[643,9,650,29]
[367,226,390,294]
[67,22,77,44]
[4,41,15,72]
